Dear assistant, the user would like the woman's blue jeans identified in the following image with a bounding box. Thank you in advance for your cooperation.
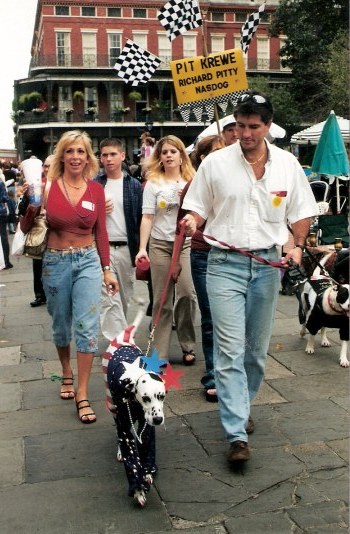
[190,249,215,390]
[207,246,280,443]
[42,248,102,353]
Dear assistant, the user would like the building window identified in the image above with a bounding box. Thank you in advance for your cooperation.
[234,34,247,68]
[85,87,97,112]
[257,36,269,70]
[133,8,146,18]
[55,6,69,16]
[56,32,71,67]
[107,7,121,17]
[110,86,123,114]
[108,33,122,67]
[183,34,196,58]
[82,6,96,17]
[211,35,225,54]
[212,12,225,22]
[132,32,147,50]
[158,33,172,67]
[82,32,97,67]
[58,86,72,120]
[235,12,248,23]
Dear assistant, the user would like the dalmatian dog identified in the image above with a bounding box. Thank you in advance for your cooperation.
[299,271,349,367]
[102,303,166,507]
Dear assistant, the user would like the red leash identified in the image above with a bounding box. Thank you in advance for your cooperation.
[202,234,288,269]
[147,223,187,354]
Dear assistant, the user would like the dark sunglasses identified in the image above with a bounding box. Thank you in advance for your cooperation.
[237,93,267,105]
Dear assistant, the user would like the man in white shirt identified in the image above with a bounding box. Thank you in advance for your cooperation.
[95,138,142,340]
[182,92,317,464]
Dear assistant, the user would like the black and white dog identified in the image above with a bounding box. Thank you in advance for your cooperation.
[299,252,349,367]
[102,304,166,507]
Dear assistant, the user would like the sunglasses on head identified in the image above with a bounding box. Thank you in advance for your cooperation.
[237,93,267,105]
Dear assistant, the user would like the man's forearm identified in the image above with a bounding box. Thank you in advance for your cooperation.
[291,218,312,246]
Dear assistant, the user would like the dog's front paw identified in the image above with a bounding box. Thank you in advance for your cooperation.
[134,489,147,507]
[305,343,315,355]
[340,358,349,368]
[320,337,331,347]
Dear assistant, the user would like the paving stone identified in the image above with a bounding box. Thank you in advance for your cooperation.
[270,372,348,402]
[0,382,21,412]
[271,347,347,375]
[0,345,21,366]
[0,361,43,383]
[0,475,171,534]
[0,438,24,486]
[286,442,347,470]
[296,467,349,504]
[225,510,298,534]
[0,324,46,345]
[287,500,348,530]
[327,438,349,462]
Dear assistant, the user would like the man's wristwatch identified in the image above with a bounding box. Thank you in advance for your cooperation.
[103,266,111,272]
[294,244,305,252]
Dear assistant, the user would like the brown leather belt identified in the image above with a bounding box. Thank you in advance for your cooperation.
[109,241,127,246]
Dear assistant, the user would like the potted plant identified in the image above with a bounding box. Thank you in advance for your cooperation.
[87,106,97,115]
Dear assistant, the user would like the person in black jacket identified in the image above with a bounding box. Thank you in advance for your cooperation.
[0,179,12,269]
[95,138,142,340]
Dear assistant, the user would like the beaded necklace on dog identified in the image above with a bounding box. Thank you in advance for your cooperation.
[126,401,147,443]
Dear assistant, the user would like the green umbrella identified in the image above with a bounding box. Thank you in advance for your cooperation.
[312,111,349,213]
[312,110,349,176]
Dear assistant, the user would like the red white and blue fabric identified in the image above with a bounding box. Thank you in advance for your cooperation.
[240,3,265,54]
[158,0,202,42]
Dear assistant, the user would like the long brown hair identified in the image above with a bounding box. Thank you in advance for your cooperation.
[190,135,225,169]
[146,135,195,183]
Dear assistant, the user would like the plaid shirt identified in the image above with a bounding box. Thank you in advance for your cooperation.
[94,172,142,266]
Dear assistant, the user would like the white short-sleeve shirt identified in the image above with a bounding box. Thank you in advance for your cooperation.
[142,178,187,242]
[182,141,318,250]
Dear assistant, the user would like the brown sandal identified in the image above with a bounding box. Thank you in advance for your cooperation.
[75,399,96,424]
[60,376,75,400]
[182,350,196,366]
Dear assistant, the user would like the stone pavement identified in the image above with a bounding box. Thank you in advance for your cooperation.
[0,253,348,534]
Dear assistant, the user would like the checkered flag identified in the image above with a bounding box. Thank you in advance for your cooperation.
[113,40,161,86]
[240,3,265,54]
[158,0,202,42]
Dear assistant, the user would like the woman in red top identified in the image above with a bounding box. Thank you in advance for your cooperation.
[22,130,118,423]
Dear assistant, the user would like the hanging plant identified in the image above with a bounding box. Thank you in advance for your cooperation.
[128,90,142,101]
[73,90,84,102]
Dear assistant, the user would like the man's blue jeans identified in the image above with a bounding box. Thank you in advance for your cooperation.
[190,249,215,390]
[207,246,280,443]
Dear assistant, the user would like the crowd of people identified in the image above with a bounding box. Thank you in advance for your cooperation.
[0,91,318,465]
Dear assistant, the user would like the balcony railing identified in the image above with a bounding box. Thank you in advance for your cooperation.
[14,109,174,125]
[30,54,290,72]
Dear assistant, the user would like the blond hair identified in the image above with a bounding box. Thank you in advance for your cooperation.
[146,135,195,183]
[48,130,99,181]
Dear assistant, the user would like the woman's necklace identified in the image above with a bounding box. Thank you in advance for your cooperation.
[61,176,92,219]
[63,178,85,190]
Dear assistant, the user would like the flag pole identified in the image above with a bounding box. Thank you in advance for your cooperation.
[198,1,221,135]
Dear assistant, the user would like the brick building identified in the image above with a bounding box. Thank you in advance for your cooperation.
[13,0,289,161]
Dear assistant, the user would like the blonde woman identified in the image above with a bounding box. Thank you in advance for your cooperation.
[136,135,197,363]
[21,130,118,423]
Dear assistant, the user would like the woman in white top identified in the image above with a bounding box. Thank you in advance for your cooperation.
[136,135,197,363]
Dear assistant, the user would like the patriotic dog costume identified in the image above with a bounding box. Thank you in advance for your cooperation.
[102,307,167,507]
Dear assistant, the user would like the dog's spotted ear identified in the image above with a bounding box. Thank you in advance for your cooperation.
[336,285,349,305]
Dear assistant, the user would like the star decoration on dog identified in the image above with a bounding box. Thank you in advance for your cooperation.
[120,358,144,382]
[161,363,184,390]
[141,350,168,374]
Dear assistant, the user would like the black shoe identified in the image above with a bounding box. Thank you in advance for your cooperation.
[30,297,47,307]
[4,263,13,269]
[205,389,218,403]
[227,441,250,463]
